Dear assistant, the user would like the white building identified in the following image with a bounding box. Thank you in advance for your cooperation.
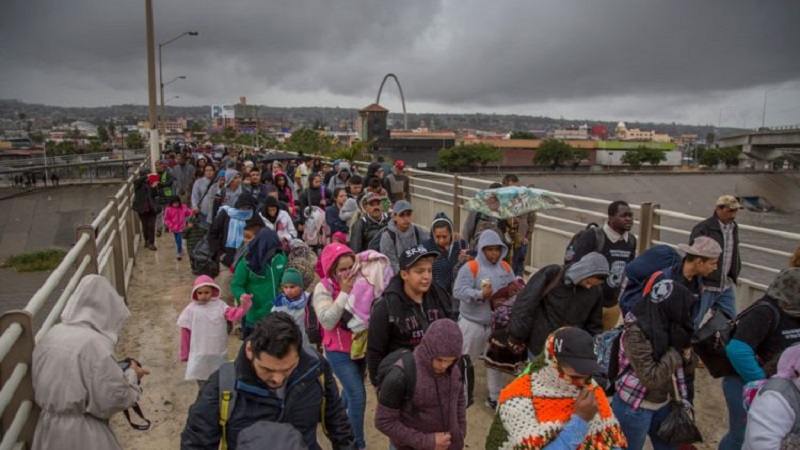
[614,122,671,142]
[551,124,589,140]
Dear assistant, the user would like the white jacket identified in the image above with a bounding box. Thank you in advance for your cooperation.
[744,378,800,450]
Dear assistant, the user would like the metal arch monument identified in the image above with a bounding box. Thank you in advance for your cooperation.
[376,73,408,130]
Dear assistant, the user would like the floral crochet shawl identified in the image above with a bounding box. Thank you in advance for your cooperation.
[485,333,627,450]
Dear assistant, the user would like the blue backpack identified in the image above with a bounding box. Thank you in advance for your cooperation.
[618,245,681,316]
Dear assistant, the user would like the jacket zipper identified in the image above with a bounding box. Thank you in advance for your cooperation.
[277,359,321,421]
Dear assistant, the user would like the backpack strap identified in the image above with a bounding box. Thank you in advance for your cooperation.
[218,362,237,450]
[540,265,566,300]
[468,260,479,277]
[318,371,328,437]
[593,226,605,253]
[468,259,512,277]
[643,270,664,297]
[395,351,418,411]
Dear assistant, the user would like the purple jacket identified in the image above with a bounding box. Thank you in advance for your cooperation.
[375,319,466,450]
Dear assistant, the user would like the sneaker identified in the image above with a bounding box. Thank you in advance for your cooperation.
[177,255,182,261]
[485,397,497,410]
[147,244,158,251]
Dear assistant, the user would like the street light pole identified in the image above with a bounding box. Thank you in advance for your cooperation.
[160,76,185,148]
[761,87,779,129]
[145,0,159,171]
[158,31,198,152]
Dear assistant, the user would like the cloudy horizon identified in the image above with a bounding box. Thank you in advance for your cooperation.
[2,0,799,128]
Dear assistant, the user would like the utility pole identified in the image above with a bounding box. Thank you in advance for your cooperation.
[145,0,159,171]
[255,105,260,150]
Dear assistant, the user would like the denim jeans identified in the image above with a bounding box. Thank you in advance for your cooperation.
[611,394,676,450]
[719,376,746,450]
[695,287,736,328]
[512,243,528,276]
[174,232,183,254]
[326,350,367,449]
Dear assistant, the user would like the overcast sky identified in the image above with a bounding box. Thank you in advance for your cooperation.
[2,0,799,127]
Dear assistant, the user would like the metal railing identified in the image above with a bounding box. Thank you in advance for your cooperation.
[0,165,144,449]
[0,149,147,169]
[407,168,799,311]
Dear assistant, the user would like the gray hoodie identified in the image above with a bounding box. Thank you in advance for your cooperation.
[565,252,610,286]
[453,229,516,325]
[380,218,424,274]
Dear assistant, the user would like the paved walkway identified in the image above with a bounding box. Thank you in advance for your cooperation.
[110,231,728,449]
[109,231,497,449]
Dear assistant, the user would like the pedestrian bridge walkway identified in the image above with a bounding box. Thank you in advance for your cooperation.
[1,166,799,449]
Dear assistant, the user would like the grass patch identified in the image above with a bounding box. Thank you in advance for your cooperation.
[0,249,67,272]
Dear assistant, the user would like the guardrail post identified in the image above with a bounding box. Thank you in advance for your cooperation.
[76,225,99,275]
[650,203,661,248]
[638,202,654,254]
[0,311,39,449]
[124,191,136,262]
[452,174,461,230]
[107,197,127,296]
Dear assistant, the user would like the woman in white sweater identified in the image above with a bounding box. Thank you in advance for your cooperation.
[744,343,800,450]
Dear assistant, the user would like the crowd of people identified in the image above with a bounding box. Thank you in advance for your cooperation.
[9,171,60,188]
[28,144,800,450]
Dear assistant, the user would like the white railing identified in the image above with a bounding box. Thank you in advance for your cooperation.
[407,168,799,311]
[196,149,797,306]
[0,149,147,169]
[0,164,144,449]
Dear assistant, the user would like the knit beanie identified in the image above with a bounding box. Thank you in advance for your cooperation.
[281,268,304,288]
[235,192,257,210]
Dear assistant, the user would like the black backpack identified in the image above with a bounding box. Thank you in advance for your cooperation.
[378,294,474,407]
[376,348,475,409]
[563,223,603,264]
[304,293,322,351]
[367,226,421,252]
[692,300,781,378]
[190,236,220,278]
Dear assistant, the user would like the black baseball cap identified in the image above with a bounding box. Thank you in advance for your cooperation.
[552,327,603,376]
[399,245,438,271]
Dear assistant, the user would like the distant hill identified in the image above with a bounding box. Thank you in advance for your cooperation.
[0,99,745,138]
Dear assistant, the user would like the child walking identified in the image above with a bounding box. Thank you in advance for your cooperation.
[164,195,193,260]
[271,268,311,345]
[177,275,251,388]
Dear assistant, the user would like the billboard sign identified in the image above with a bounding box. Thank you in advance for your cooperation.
[211,105,235,119]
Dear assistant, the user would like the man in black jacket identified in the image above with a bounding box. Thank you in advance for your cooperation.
[349,192,389,253]
[689,194,742,327]
[181,312,356,450]
[208,193,256,304]
[508,252,608,357]
[367,245,455,386]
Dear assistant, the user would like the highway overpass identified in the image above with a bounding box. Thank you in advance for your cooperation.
[718,126,800,161]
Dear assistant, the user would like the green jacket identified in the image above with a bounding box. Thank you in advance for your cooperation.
[231,253,287,324]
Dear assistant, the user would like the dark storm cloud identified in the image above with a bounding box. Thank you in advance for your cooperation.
[1,0,798,123]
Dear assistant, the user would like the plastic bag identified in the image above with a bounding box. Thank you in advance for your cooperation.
[656,383,703,446]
